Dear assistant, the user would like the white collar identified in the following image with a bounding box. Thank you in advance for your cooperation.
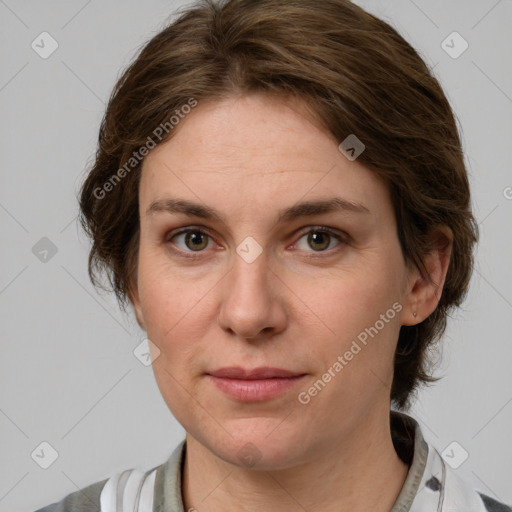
[99,412,508,511]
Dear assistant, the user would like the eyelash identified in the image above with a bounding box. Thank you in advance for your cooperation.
[165,226,348,259]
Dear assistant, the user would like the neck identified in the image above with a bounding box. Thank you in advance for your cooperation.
[182,407,409,512]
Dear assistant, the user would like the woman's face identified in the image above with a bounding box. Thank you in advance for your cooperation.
[132,93,418,469]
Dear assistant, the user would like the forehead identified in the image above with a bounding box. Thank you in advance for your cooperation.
[139,93,390,220]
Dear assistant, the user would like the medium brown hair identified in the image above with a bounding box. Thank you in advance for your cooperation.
[79,0,478,409]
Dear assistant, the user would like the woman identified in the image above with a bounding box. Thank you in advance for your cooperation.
[35,0,511,510]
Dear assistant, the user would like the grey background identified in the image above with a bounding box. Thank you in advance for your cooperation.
[0,0,511,510]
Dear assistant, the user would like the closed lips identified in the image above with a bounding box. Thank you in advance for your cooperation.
[207,367,306,379]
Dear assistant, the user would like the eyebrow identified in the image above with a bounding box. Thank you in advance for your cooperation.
[146,197,370,224]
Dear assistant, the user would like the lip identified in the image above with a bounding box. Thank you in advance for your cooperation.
[208,366,304,379]
[206,367,307,402]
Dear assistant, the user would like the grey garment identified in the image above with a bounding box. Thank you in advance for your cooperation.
[33,478,109,512]
[480,494,512,512]
[152,438,186,512]
[32,411,512,512]
[390,411,429,511]
[390,412,512,512]
[31,447,183,512]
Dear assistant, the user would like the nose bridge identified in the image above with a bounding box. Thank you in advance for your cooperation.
[228,246,271,307]
[218,245,282,339]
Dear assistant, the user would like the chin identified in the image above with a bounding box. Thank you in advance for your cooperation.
[196,421,310,471]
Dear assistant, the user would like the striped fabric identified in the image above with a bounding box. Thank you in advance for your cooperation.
[35,412,512,511]
[99,467,157,512]
[99,413,511,512]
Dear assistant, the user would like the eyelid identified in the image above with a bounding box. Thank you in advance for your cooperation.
[165,225,214,242]
[165,226,218,258]
[165,224,349,257]
[290,225,349,253]
[294,225,348,240]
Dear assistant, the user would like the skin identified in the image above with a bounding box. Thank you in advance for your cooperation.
[131,92,451,511]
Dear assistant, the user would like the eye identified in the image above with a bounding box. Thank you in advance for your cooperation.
[166,226,348,258]
[168,228,214,254]
[293,227,346,253]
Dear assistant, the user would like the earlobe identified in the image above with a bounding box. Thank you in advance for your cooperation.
[402,228,453,326]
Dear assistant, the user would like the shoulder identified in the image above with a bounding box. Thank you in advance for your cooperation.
[391,412,511,512]
[477,492,512,512]
[423,444,512,512]
[33,477,108,512]
[33,441,186,512]
[442,463,512,512]
[33,466,160,512]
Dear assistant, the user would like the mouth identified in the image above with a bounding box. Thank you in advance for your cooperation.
[206,367,307,402]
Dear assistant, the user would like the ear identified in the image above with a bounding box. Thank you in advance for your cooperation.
[402,227,453,326]
[128,279,147,331]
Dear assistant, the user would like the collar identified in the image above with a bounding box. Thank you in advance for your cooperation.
[153,411,430,511]
[390,411,495,512]
[144,411,501,511]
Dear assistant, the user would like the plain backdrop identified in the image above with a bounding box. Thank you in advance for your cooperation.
[1,0,511,510]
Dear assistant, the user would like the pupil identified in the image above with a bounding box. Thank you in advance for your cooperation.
[309,232,329,251]
[187,232,207,251]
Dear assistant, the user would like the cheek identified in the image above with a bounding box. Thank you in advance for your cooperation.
[137,251,218,371]
[304,263,403,337]
[137,259,207,414]
[298,275,403,412]
[137,247,196,329]
[298,259,404,391]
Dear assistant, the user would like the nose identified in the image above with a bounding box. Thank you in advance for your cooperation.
[218,249,287,341]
